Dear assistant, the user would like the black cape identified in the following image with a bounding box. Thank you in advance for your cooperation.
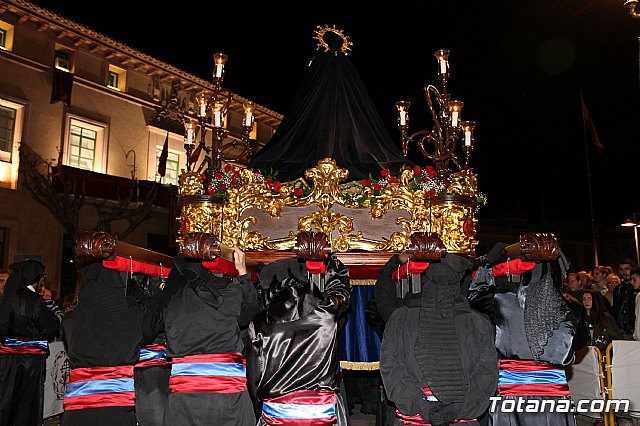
[162,254,257,426]
[61,262,143,426]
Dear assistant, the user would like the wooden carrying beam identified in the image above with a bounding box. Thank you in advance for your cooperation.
[181,232,258,269]
[74,231,173,266]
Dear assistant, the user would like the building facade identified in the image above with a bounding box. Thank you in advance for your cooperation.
[0,0,282,297]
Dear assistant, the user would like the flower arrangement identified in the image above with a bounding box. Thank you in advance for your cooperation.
[200,163,242,200]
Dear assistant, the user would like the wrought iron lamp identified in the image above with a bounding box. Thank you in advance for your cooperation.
[396,49,475,178]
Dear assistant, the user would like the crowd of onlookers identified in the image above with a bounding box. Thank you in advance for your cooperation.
[561,258,640,351]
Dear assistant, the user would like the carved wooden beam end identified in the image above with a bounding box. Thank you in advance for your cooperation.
[406,232,447,261]
[74,231,117,259]
[293,231,331,260]
[520,232,560,261]
[182,232,221,260]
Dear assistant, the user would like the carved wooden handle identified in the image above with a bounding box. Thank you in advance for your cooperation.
[293,231,331,260]
[182,232,221,260]
[74,231,117,259]
[406,232,447,261]
[520,232,560,261]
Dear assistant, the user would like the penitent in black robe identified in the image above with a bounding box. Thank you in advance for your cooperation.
[247,255,351,426]
[162,254,258,426]
[469,247,577,426]
[380,255,499,426]
[62,262,143,426]
[0,260,59,426]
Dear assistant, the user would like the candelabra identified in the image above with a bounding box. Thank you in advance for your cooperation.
[155,53,255,174]
[396,49,476,178]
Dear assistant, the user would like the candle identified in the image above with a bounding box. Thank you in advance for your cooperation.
[214,63,223,78]
[187,127,194,144]
[451,111,459,128]
[464,130,472,147]
[213,111,222,127]
[199,99,206,117]
[399,111,407,126]
[439,59,447,74]
[244,111,253,127]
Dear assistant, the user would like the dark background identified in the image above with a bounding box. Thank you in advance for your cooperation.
[29,0,640,230]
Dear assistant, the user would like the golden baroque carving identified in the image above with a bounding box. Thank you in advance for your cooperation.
[177,158,479,254]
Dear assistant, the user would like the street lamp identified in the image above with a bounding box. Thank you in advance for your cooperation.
[620,213,640,267]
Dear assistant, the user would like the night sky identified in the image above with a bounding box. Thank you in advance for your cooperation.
[28,0,640,229]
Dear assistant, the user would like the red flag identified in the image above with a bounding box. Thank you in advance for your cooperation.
[581,94,604,155]
[157,132,169,177]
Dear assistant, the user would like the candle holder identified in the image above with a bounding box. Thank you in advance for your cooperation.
[153,52,256,174]
[397,49,476,180]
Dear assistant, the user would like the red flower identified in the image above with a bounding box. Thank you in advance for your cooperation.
[373,183,382,191]
[200,173,207,181]
[422,177,429,183]
[233,170,240,177]
[265,176,273,184]
[425,166,437,178]
[219,183,227,190]
[273,181,282,192]
[414,169,421,178]
[427,189,436,198]
[388,176,398,183]
[362,179,371,187]
[207,186,215,195]
[294,188,303,197]
[380,169,390,177]
[224,164,232,173]
[230,177,237,185]
[214,172,223,180]
[405,165,412,170]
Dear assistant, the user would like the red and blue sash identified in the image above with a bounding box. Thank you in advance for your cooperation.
[262,390,337,426]
[0,337,48,355]
[498,359,571,397]
[135,343,167,368]
[64,365,135,410]
[169,352,247,394]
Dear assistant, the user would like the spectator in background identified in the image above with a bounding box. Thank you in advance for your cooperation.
[582,288,622,352]
[591,265,609,294]
[631,268,640,341]
[578,271,592,290]
[613,259,637,338]
[563,272,583,306]
[603,273,621,310]
[0,268,9,297]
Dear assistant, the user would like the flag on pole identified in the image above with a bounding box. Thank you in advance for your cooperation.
[157,132,169,178]
[189,143,202,166]
[581,94,604,155]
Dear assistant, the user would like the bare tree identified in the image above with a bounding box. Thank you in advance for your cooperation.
[19,143,159,243]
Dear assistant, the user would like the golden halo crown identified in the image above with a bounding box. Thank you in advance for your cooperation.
[313,25,353,55]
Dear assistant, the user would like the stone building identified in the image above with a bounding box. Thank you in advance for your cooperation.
[0,0,282,297]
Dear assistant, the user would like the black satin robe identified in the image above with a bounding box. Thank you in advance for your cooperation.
[162,255,258,426]
[469,261,577,426]
[247,255,351,425]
